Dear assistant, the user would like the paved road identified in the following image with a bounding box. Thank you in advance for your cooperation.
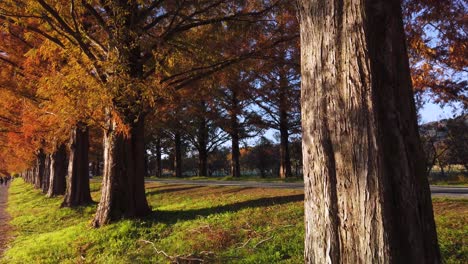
[147,179,468,198]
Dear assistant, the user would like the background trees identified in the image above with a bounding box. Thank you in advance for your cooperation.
[403,0,467,108]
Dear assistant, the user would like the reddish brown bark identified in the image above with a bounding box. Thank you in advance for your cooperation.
[298,0,440,262]
[92,117,151,227]
[62,124,93,207]
[47,143,67,197]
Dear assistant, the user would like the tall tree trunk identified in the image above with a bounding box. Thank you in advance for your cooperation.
[197,103,209,177]
[47,144,67,197]
[279,73,292,179]
[41,155,51,194]
[155,137,162,177]
[198,147,208,177]
[174,133,183,177]
[278,117,292,179]
[92,117,151,227]
[62,124,93,207]
[230,90,241,178]
[231,132,241,178]
[298,0,440,263]
[34,149,45,189]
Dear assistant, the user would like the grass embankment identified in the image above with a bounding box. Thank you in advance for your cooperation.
[1,179,467,264]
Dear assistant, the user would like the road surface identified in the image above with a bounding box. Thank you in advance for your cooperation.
[147,179,468,198]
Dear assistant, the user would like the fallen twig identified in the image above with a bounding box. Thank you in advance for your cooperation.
[139,239,207,263]
[236,237,252,249]
[253,236,274,248]
[139,240,172,260]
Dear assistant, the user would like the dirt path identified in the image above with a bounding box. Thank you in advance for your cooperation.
[0,183,11,257]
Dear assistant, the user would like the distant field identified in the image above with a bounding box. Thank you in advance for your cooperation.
[2,179,466,264]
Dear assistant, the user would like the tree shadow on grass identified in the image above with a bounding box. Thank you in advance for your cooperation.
[145,184,183,190]
[146,186,204,196]
[148,194,304,224]
[222,187,254,194]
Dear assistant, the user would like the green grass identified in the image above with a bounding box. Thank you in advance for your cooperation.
[432,198,468,264]
[1,179,466,263]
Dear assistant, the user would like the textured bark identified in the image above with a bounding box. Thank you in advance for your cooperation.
[62,124,93,207]
[298,0,440,263]
[174,133,183,177]
[279,73,292,179]
[92,117,151,227]
[47,144,67,197]
[230,90,241,178]
[34,150,45,189]
[41,155,51,194]
[25,169,32,184]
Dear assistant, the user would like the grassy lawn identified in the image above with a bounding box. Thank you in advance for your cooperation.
[1,179,466,264]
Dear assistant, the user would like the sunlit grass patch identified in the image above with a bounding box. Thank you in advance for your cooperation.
[1,179,466,263]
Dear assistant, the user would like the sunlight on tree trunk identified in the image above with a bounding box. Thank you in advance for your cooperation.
[92,116,150,227]
[47,144,67,197]
[298,0,441,262]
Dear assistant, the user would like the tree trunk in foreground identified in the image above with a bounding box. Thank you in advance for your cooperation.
[298,0,440,263]
[92,117,151,227]
[62,124,93,207]
[47,144,67,197]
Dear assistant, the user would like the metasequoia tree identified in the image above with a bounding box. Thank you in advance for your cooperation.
[251,3,300,178]
[297,0,440,262]
[0,24,44,175]
[1,0,285,226]
[252,52,301,179]
[0,16,103,202]
[34,47,103,206]
[62,123,93,206]
[46,143,67,197]
[213,69,263,178]
[404,0,467,107]
[184,90,230,177]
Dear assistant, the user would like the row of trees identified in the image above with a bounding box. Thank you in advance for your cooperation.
[146,136,303,178]
[0,0,299,227]
[421,115,468,174]
[0,0,465,262]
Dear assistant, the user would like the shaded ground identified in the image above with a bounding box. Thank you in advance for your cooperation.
[0,183,11,256]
